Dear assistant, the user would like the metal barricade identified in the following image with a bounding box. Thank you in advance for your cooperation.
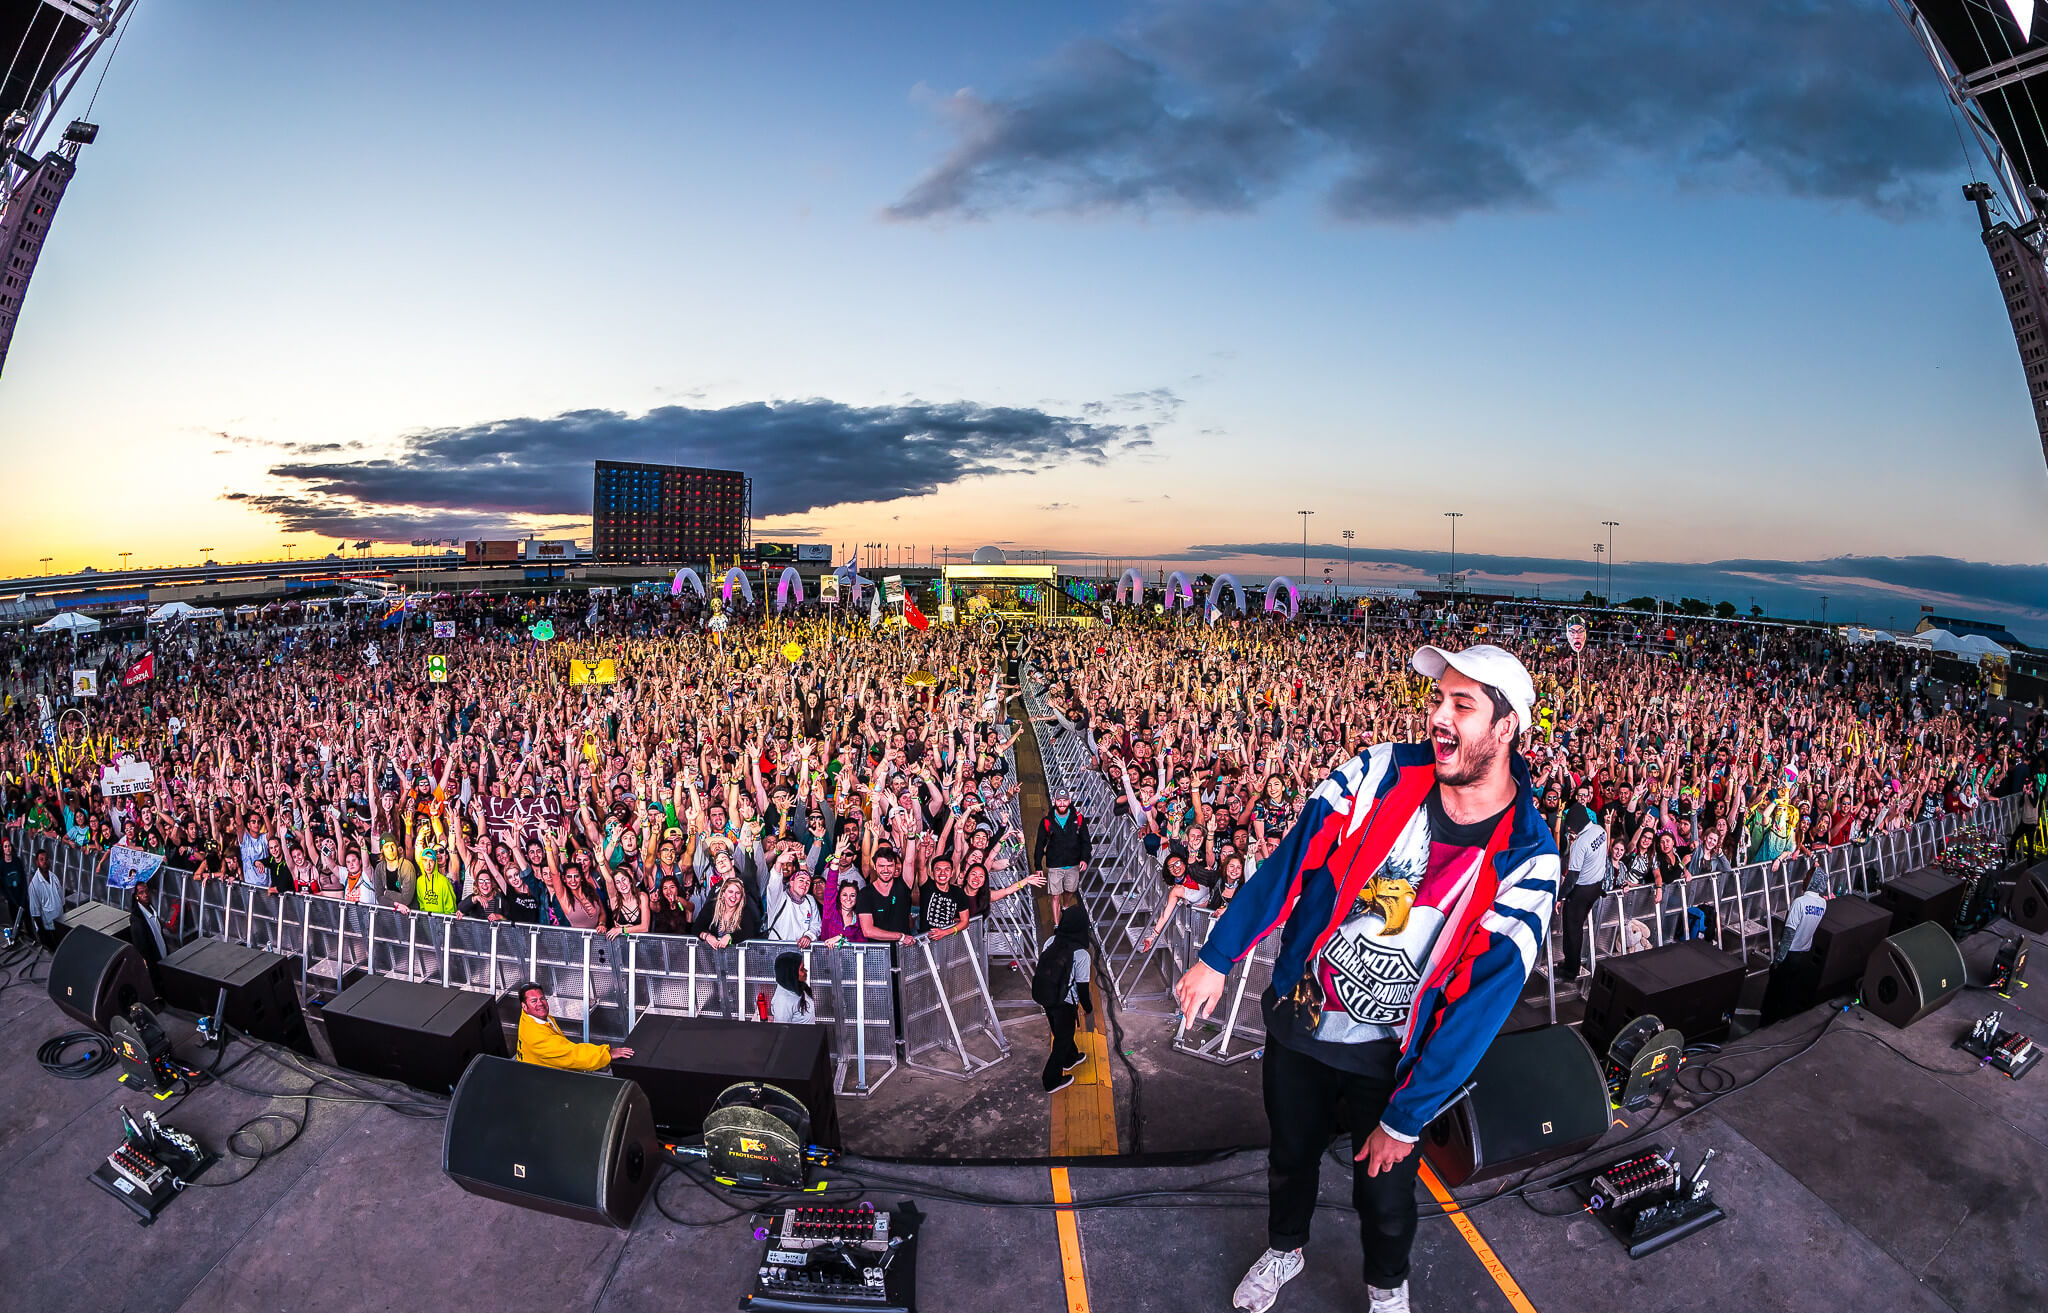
[1171,912,1276,1066]
[899,922,1010,1078]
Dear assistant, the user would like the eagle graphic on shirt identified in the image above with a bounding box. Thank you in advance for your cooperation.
[1309,813,1455,1042]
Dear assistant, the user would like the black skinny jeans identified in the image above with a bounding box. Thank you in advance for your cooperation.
[1262,1034,1421,1290]
[1557,879,1604,979]
[1041,1002,1081,1090]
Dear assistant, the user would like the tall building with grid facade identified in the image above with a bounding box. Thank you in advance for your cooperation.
[591,460,747,563]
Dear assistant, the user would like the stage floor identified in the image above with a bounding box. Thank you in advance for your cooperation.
[1,919,2043,1313]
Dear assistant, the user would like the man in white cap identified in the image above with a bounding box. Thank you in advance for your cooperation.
[1175,644,1560,1313]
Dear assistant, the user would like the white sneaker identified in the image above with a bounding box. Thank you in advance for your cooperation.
[1368,1281,1410,1313]
[1232,1248,1304,1312]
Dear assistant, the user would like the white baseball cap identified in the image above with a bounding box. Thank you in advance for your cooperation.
[1411,644,1537,737]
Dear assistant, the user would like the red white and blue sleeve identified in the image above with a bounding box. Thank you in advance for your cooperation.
[1196,747,1386,974]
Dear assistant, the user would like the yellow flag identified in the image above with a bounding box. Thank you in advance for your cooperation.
[568,658,618,685]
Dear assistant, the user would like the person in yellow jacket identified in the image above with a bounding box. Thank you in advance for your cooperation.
[514,983,633,1070]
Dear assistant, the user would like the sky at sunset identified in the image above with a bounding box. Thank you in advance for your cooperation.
[2,2,2046,636]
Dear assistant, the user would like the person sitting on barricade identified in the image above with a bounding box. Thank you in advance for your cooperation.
[514,982,632,1070]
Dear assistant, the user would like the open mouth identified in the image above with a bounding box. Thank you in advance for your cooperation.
[1433,731,1459,764]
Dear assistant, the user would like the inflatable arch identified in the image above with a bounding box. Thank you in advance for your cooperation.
[721,567,756,606]
[670,568,707,599]
[1164,571,1196,611]
[1115,568,1145,606]
[1205,573,1245,619]
[774,566,804,612]
[1264,575,1301,620]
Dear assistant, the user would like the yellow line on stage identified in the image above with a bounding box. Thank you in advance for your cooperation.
[1418,1161,1539,1313]
[1049,1167,1091,1313]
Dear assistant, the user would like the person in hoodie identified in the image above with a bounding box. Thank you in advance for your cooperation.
[1034,893,1094,1094]
[769,951,815,1024]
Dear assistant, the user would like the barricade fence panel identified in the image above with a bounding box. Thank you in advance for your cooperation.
[899,921,1009,1078]
[18,784,2024,1076]
[20,834,905,1094]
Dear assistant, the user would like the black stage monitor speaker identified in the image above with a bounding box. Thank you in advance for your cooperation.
[57,900,132,942]
[1581,940,1746,1059]
[157,939,311,1053]
[1875,868,1966,937]
[1809,896,1898,1001]
[322,975,507,1094]
[47,927,152,1033]
[443,1055,657,1228]
[2006,863,2048,935]
[610,1014,840,1148]
[1423,1024,1611,1188]
[1862,922,1966,1029]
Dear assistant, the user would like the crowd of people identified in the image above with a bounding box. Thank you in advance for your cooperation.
[0,593,1046,971]
[1023,601,2045,959]
[1,587,2043,993]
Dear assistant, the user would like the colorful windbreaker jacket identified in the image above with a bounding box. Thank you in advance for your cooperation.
[1198,741,1560,1140]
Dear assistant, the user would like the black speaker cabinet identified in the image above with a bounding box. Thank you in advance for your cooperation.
[1423,1024,1611,1187]
[1875,868,1966,936]
[443,1055,657,1228]
[1581,939,1746,1058]
[611,1014,840,1148]
[47,927,152,1033]
[58,900,132,942]
[322,975,507,1094]
[1862,922,1966,1029]
[157,938,312,1053]
[1810,896,1897,1000]
[2007,863,2048,935]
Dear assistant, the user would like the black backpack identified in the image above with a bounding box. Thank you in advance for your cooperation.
[1031,937,1077,1009]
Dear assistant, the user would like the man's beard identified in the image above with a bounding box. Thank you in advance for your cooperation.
[1435,731,1502,789]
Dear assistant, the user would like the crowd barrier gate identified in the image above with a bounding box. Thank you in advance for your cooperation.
[22,836,1030,1099]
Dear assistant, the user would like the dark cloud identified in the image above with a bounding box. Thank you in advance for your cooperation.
[1157,542,2048,641]
[233,398,1148,540]
[890,0,1957,223]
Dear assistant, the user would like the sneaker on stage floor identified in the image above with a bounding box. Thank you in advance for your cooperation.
[1368,1281,1409,1313]
[1232,1248,1304,1312]
[1046,1074,1076,1094]
[1062,1052,1088,1072]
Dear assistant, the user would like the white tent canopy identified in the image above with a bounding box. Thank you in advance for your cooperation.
[1950,632,2011,659]
[1900,628,2012,660]
[36,612,100,634]
[1840,626,1897,646]
[147,601,200,624]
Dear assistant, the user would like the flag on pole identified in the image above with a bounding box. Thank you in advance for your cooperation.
[121,653,154,687]
[904,599,930,632]
[869,589,883,630]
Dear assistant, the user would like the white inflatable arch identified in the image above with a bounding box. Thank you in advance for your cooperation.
[1264,575,1301,619]
[670,568,706,599]
[721,567,756,605]
[1115,568,1145,606]
[774,566,804,612]
[1164,571,1196,611]
[1206,573,1245,618]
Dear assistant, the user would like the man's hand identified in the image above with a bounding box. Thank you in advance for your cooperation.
[1354,1121,1421,1177]
[1173,959,1228,1022]
[612,1046,634,1061]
